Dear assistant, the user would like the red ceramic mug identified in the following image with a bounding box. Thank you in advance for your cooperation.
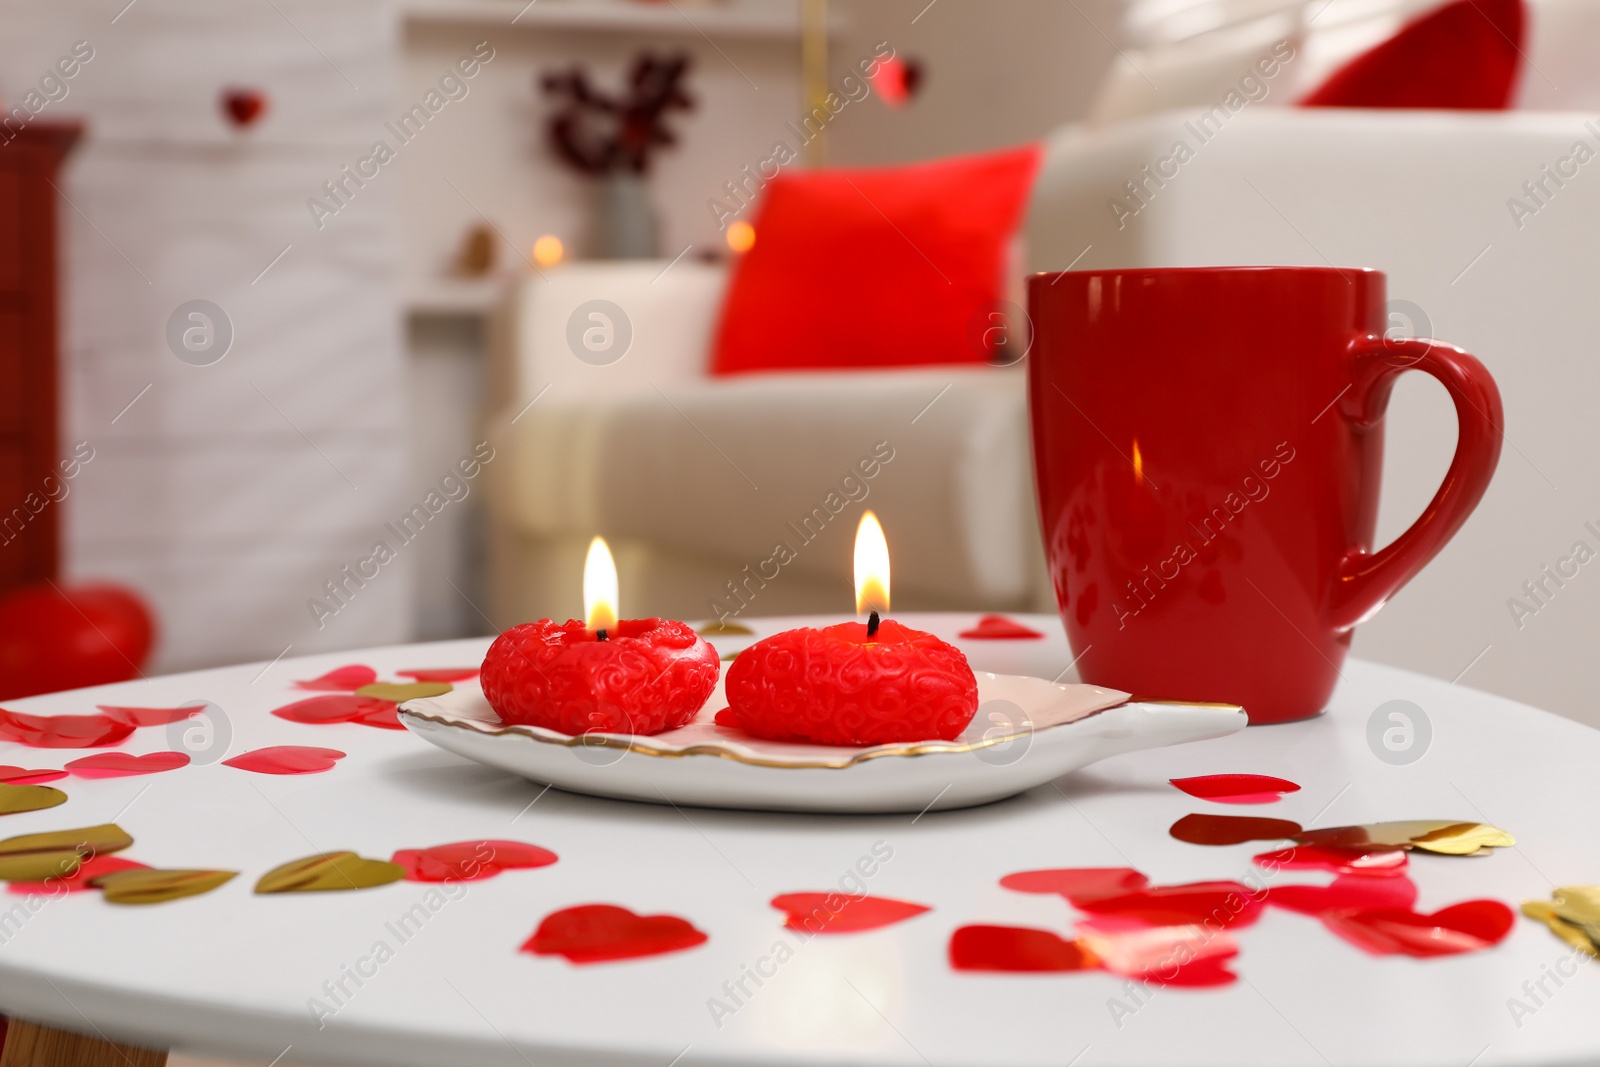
[1027,267,1503,723]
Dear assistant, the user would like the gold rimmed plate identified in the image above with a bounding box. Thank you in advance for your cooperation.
[398,675,1246,813]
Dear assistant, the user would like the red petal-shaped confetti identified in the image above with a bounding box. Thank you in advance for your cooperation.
[0,710,135,749]
[1170,774,1301,805]
[0,765,67,785]
[957,615,1045,640]
[949,925,1099,972]
[999,868,1150,904]
[221,746,345,775]
[1320,900,1515,957]
[96,704,203,728]
[522,904,708,963]
[770,893,931,934]
[272,695,395,726]
[1255,843,1409,877]
[392,840,558,882]
[1074,881,1266,930]
[398,667,479,683]
[1266,875,1418,916]
[1075,917,1240,985]
[293,665,377,691]
[1170,813,1303,846]
[64,751,190,778]
[6,854,150,895]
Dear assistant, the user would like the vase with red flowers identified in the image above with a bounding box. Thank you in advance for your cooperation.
[541,52,695,259]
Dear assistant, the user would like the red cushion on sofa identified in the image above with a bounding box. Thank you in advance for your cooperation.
[1300,0,1524,110]
[710,144,1042,375]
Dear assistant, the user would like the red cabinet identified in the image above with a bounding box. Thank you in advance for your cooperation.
[0,124,78,596]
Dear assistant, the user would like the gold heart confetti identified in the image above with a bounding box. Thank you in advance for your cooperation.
[0,823,133,882]
[697,621,754,637]
[92,868,237,905]
[354,682,452,702]
[1523,898,1600,957]
[1295,820,1515,855]
[255,851,406,894]
[0,783,67,817]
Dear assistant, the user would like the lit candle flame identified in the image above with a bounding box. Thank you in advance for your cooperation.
[854,511,890,616]
[584,536,619,632]
[1132,439,1144,485]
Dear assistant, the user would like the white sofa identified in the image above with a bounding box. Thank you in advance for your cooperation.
[487,107,1600,726]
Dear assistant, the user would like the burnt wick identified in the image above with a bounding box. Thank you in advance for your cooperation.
[867,611,880,639]
[596,629,609,642]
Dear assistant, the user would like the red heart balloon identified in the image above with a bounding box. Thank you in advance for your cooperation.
[523,904,708,963]
[949,924,1098,972]
[770,893,931,934]
[97,704,203,728]
[957,615,1045,640]
[0,710,134,748]
[0,583,155,701]
[1320,900,1515,957]
[999,867,1150,904]
[393,840,558,883]
[272,694,395,726]
[221,746,345,775]
[64,751,190,778]
[293,665,377,692]
[1170,773,1302,805]
[398,667,479,683]
[222,87,267,128]
[0,765,67,785]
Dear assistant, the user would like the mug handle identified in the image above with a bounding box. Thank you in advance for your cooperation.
[1327,335,1504,632]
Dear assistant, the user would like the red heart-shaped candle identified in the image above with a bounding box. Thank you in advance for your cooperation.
[483,619,719,736]
[522,904,708,963]
[719,619,978,746]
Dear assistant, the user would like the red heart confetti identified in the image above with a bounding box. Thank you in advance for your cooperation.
[392,840,558,883]
[272,695,397,727]
[0,710,135,749]
[1255,843,1409,877]
[1170,813,1303,846]
[1265,875,1418,917]
[352,702,404,730]
[522,904,708,963]
[398,668,479,683]
[1073,880,1267,930]
[1075,916,1241,985]
[0,765,67,785]
[957,614,1045,640]
[222,746,346,775]
[770,893,931,934]
[1320,900,1515,957]
[949,925,1098,972]
[293,665,377,692]
[96,705,203,728]
[1170,773,1301,805]
[6,854,150,895]
[1000,867,1150,904]
[64,751,190,778]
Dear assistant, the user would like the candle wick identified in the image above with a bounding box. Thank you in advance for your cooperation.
[867,611,880,639]
[596,628,609,642]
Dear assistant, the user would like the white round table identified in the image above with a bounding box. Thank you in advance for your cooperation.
[0,613,1595,1067]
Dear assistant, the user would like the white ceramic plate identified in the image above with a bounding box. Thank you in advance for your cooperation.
[398,673,1246,813]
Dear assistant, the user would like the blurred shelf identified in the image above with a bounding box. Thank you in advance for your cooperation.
[405,275,516,316]
[403,0,842,38]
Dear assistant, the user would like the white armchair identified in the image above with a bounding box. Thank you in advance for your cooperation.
[483,261,1047,629]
